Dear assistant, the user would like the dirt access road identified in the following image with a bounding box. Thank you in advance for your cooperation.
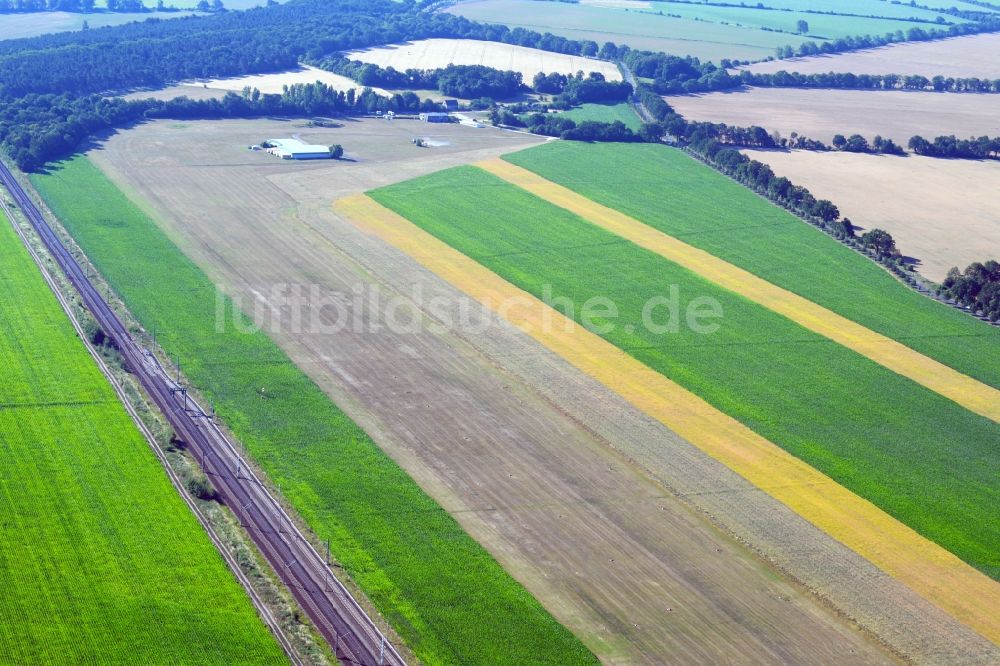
[87,116,933,664]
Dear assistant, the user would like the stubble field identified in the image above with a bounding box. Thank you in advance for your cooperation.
[61,116,926,664]
[742,148,1000,281]
[742,32,1000,77]
[666,86,1000,144]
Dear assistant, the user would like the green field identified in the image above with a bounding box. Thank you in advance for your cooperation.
[446,0,953,62]
[370,164,1000,580]
[505,142,1000,390]
[448,0,797,61]
[649,2,944,40]
[686,0,964,20]
[558,102,642,131]
[0,211,285,664]
[29,155,599,666]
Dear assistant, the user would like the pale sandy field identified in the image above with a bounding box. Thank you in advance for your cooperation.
[743,149,1000,281]
[344,38,622,83]
[742,32,1000,78]
[181,65,390,97]
[667,86,1000,144]
[79,116,999,664]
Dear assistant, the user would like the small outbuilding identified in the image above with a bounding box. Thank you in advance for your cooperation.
[419,112,451,123]
[265,138,332,160]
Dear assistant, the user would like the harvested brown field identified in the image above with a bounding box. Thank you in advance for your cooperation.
[83,117,994,664]
[743,148,1000,282]
[741,32,1000,78]
[122,66,389,102]
[667,86,1000,144]
[344,38,622,83]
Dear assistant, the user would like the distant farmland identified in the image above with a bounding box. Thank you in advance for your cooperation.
[344,38,621,83]
[445,0,950,62]
[369,159,1000,583]
[0,211,284,664]
[741,32,1000,78]
[665,86,1000,145]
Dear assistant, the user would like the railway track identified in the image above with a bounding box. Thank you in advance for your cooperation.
[0,161,405,666]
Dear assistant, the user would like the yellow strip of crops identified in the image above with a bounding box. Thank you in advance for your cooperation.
[477,157,1000,425]
[334,192,1000,646]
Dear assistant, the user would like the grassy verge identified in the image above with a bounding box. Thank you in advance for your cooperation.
[370,165,1000,580]
[0,209,285,664]
[29,155,599,666]
[504,142,1000,389]
[556,103,642,131]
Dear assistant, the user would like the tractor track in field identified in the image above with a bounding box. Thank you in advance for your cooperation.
[0,160,405,666]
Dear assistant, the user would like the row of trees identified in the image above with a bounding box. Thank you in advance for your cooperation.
[635,91,911,275]
[549,73,632,107]
[489,108,646,143]
[940,262,1000,321]
[625,49,1000,96]
[908,134,1000,159]
[745,70,1000,93]
[773,17,1000,59]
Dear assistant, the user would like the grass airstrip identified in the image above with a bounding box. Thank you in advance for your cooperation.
[360,152,1000,636]
[29,155,598,666]
[0,210,285,664]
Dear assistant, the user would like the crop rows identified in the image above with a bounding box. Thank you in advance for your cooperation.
[0,211,285,664]
[370,164,1000,580]
[505,142,1000,389]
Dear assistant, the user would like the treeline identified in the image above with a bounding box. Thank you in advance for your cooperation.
[635,89,915,282]
[688,133,909,272]
[940,262,1000,322]
[909,134,1000,159]
[310,54,631,103]
[0,82,437,170]
[532,72,632,106]
[308,56,526,99]
[489,108,650,143]
[742,71,1000,93]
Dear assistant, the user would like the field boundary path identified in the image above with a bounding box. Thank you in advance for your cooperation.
[476,157,1000,424]
[0,161,406,666]
[334,192,1000,650]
